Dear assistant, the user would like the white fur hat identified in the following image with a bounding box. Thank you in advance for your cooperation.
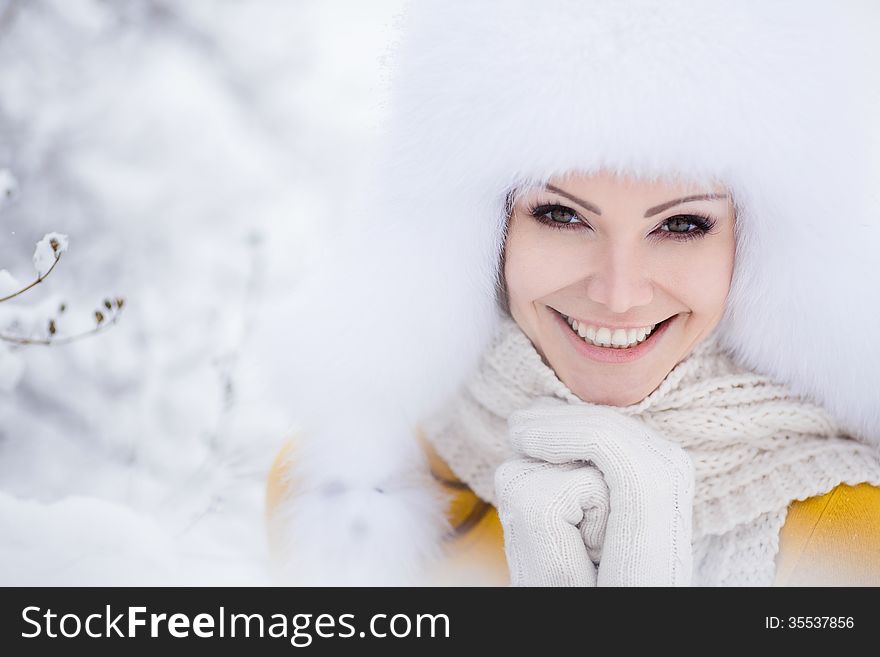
[273,0,880,584]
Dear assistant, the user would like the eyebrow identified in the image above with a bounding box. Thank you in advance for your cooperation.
[544,183,729,218]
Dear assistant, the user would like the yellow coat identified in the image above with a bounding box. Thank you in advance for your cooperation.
[265,432,880,586]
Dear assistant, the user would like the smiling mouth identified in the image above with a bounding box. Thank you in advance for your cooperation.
[552,307,677,349]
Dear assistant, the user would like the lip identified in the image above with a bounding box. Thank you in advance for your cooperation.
[550,306,678,364]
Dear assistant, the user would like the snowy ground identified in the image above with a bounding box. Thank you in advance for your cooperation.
[0,0,407,586]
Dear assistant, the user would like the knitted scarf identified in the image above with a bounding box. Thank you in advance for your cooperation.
[421,315,880,586]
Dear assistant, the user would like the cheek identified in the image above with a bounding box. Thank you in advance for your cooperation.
[504,226,583,305]
[663,238,735,314]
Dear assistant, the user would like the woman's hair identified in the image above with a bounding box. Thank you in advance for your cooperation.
[493,188,517,318]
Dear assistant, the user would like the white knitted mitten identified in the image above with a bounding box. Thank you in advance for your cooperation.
[494,457,609,586]
[495,396,695,587]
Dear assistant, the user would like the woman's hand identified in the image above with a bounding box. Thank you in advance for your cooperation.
[494,456,609,585]
[494,396,695,586]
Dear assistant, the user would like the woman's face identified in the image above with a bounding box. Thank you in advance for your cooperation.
[504,169,736,406]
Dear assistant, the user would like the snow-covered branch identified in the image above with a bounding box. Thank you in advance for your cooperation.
[0,231,126,347]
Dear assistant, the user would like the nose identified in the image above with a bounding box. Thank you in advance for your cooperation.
[584,243,654,314]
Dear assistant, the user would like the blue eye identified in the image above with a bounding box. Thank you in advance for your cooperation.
[526,203,717,242]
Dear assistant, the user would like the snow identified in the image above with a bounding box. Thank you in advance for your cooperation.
[32,232,69,278]
[0,0,408,586]
[0,269,21,297]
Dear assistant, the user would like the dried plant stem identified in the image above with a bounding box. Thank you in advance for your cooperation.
[0,253,62,303]
[0,308,123,346]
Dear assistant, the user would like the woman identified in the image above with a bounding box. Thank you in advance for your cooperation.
[264,1,880,586]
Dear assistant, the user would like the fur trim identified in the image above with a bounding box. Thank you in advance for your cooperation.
[268,0,880,583]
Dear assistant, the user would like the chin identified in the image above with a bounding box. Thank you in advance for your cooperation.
[553,354,665,406]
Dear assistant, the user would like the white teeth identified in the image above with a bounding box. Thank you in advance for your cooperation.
[563,314,662,349]
[610,329,629,347]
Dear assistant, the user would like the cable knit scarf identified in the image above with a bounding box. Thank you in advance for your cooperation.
[421,315,880,586]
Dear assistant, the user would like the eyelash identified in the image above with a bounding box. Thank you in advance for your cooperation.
[525,202,718,243]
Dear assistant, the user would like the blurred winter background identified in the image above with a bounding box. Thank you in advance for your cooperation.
[0,0,406,585]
